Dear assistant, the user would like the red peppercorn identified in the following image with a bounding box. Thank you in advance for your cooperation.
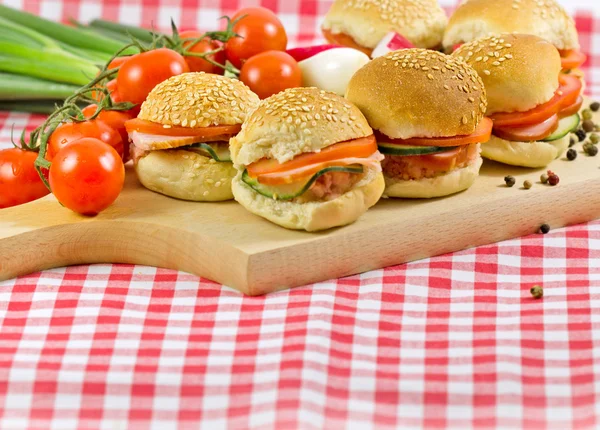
[548,174,560,186]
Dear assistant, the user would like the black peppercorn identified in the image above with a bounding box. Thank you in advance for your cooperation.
[504,175,516,187]
[569,136,577,147]
[540,224,550,234]
[575,128,587,142]
[590,101,600,112]
[566,148,577,160]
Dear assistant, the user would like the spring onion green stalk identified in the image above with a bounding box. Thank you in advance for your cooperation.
[57,42,112,64]
[89,19,160,44]
[0,55,97,86]
[0,100,66,114]
[0,4,137,55]
[68,18,133,45]
[0,73,79,100]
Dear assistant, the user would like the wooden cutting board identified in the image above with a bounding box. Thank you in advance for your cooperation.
[2,105,600,295]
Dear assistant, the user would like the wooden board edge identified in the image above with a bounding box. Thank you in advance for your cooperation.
[243,175,600,294]
[0,220,253,293]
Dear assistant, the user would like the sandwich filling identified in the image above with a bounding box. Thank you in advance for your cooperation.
[488,74,582,142]
[375,118,492,181]
[241,135,383,202]
[322,29,373,57]
[125,118,241,164]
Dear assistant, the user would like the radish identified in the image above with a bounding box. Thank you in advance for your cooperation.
[286,45,341,62]
[371,32,415,58]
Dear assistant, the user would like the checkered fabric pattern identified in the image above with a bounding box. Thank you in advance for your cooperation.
[1,1,600,429]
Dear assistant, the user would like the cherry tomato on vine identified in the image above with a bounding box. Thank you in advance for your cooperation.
[108,56,131,70]
[179,30,227,74]
[49,138,125,216]
[117,48,189,105]
[47,119,124,161]
[239,51,302,99]
[82,105,135,161]
[0,148,49,209]
[225,7,288,68]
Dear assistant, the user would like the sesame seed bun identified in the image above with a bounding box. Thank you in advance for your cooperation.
[443,0,579,51]
[135,150,237,201]
[132,72,259,202]
[322,0,447,50]
[346,49,487,139]
[230,87,373,167]
[383,154,482,198]
[139,72,259,129]
[453,34,561,114]
[232,167,385,231]
[481,134,570,167]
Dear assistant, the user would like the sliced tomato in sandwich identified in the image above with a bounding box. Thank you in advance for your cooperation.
[559,49,587,71]
[247,135,380,185]
[125,118,241,137]
[489,74,582,127]
[493,114,559,142]
[560,96,583,118]
[377,117,493,147]
[321,28,373,57]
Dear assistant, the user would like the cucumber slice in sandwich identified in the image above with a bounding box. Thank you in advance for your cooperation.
[378,142,457,156]
[241,165,364,201]
[186,143,232,162]
[543,114,580,142]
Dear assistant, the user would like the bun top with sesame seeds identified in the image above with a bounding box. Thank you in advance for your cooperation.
[138,72,260,129]
[321,0,447,50]
[453,34,561,115]
[230,87,373,167]
[443,0,579,51]
[345,49,487,140]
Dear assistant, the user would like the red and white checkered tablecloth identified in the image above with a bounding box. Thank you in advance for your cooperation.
[2,1,600,429]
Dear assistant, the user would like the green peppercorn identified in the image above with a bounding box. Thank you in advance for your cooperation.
[590,133,599,144]
[586,144,598,156]
[591,102,600,112]
[540,224,551,234]
[582,109,593,121]
[548,174,559,186]
[583,120,595,133]
[504,175,516,187]
[566,148,577,160]
[540,173,549,184]
[530,285,544,299]
[523,180,532,189]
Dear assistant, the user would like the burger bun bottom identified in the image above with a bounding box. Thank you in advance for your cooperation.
[135,149,236,201]
[481,134,569,168]
[383,156,482,198]
[232,167,385,231]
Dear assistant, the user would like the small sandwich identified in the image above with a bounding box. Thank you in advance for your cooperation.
[125,72,259,201]
[230,87,385,231]
[346,49,491,198]
[321,0,447,56]
[453,34,583,168]
[443,0,586,77]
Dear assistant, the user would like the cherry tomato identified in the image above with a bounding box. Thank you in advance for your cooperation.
[179,30,227,74]
[117,48,189,105]
[225,7,288,68]
[49,138,125,216]
[239,51,302,99]
[108,56,131,70]
[82,105,135,161]
[48,119,124,161]
[91,79,121,103]
[0,148,49,209]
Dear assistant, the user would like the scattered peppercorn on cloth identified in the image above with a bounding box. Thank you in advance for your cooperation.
[1,0,600,429]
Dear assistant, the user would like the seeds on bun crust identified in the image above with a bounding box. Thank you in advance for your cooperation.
[139,72,260,128]
[230,87,373,167]
[346,49,487,140]
[453,34,561,115]
[443,0,579,51]
[322,0,447,50]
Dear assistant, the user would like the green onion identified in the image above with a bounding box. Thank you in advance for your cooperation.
[0,55,97,86]
[89,19,159,44]
[57,42,112,64]
[0,4,136,55]
[0,100,64,114]
[0,73,79,100]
